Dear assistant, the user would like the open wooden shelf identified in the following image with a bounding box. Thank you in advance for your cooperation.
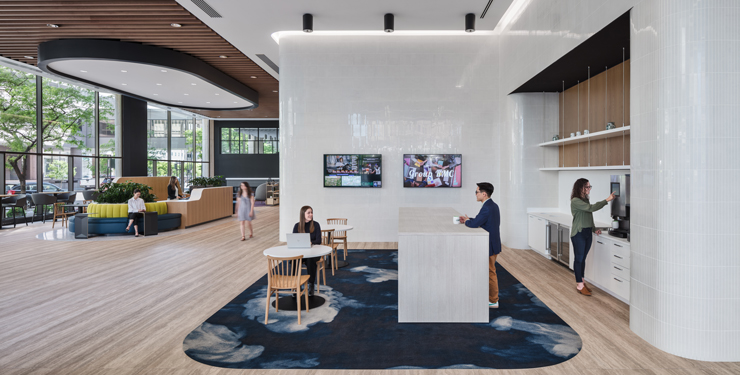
[539,165,630,171]
[539,126,630,147]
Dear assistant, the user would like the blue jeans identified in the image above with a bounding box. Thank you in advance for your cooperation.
[571,228,593,283]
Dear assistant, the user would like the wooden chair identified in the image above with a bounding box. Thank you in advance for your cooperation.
[327,218,348,261]
[321,229,339,276]
[52,193,77,228]
[265,255,310,325]
[302,256,327,293]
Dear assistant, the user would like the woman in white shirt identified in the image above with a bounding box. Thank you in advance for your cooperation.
[126,189,147,237]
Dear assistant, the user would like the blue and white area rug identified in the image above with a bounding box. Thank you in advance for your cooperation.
[183,250,582,370]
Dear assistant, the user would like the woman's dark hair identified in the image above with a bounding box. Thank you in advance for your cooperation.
[133,188,141,195]
[571,178,589,200]
[168,176,177,188]
[298,205,315,234]
[476,182,494,198]
[239,181,252,197]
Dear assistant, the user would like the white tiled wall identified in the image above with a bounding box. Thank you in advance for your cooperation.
[279,35,500,243]
[629,0,740,361]
[499,93,560,248]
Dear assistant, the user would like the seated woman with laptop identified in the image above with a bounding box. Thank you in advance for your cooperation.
[292,205,322,296]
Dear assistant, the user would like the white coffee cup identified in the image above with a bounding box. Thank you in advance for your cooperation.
[570,132,575,138]
[453,216,460,224]
[576,131,581,136]
[584,129,590,135]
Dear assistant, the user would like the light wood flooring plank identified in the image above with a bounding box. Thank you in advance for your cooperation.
[0,206,737,374]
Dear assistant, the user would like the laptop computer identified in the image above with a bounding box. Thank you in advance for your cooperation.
[286,233,312,249]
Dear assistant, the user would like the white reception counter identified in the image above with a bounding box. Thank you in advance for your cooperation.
[398,207,490,323]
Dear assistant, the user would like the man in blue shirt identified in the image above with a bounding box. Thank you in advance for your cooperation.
[460,182,502,308]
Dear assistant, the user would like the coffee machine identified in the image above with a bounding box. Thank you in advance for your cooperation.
[609,174,630,239]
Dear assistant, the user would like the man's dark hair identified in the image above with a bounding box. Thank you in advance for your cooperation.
[476,182,494,198]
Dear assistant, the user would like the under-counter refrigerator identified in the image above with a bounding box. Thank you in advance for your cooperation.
[547,222,570,267]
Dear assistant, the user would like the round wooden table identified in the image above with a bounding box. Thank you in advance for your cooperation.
[322,224,354,268]
[263,244,332,310]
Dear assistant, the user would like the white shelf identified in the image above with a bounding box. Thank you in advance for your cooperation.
[538,126,630,147]
[539,166,630,171]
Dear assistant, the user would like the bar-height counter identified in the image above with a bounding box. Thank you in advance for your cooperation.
[398,207,489,323]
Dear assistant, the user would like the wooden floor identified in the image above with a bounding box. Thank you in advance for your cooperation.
[0,206,737,375]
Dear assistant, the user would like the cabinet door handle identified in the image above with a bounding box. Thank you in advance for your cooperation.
[614,244,623,247]
[597,241,604,244]
[614,266,622,271]
[614,255,623,259]
[614,278,622,282]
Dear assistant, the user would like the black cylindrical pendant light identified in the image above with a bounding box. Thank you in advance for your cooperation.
[465,13,475,32]
[303,13,313,33]
[384,13,394,33]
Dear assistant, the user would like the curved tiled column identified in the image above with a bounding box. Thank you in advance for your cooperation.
[499,93,559,249]
[630,1,740,361]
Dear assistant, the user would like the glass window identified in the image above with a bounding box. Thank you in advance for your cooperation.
[99,93,121,157]
[260,128,278,154]
[171,112,192,161]
[1,66,37,192]
[42,79,95,155]
[43,155,71,192]
[147,106,168,163]
[98,157,119,185]
[196,119,209,162]
[4,153,38,194]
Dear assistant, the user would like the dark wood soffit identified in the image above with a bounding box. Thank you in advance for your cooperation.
[0,0,278,119]
[510,10,631,94]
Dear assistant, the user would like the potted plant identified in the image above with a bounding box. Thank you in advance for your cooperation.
[96,181,157,203]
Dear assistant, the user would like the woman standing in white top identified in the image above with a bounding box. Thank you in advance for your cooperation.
[126,189,147,237]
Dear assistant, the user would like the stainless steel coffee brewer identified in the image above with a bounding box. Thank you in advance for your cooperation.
[609,174,630,239]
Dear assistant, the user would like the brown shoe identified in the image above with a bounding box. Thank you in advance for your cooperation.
[583,283,591,293]
[577,286,591,296]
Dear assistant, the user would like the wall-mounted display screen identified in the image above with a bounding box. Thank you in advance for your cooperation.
[324,154,382,187]
[403,154,462,188]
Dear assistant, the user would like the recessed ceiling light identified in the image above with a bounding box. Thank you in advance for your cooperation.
[250,76,257,78]
[80,70,87,73]
[233,102,237,103]
[47,24,59,28]
[191,83,196,86]
[122,83,127,86]
[24,56,34,59]
[206,102,210,104]
[184,93,189,96]
[273,90,278,92]
[178,101,182,103]
[219,55,228,58]
[161,69,167,73]
[153,94,158,96]
[170,23,182,27]
[215,93,220,96]
[156,83,162,86]
[121,70,127,73]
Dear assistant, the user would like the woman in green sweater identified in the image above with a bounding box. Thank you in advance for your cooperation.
[571,178,615,296]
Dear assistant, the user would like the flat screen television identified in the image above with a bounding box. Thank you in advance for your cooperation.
[403,154,462,188]
[324,154,382,188]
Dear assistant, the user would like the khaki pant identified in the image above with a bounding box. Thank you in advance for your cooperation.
[489,254,499,303]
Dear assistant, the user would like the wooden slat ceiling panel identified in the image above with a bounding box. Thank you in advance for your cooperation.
[0,0,278,119]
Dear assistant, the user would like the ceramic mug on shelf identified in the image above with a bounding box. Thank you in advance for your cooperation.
[570,132,575,138]
[607,122,616,130]
[552,135,559,141]
[576,131,581,136]
[584,129,590,135]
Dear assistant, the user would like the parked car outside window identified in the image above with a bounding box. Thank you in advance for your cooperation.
[6,183,64,194]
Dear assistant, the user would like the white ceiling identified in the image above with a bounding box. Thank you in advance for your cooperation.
[175,0,514,80]
[48,59,254,110]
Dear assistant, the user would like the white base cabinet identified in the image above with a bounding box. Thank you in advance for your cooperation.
[527,215,548,257]
[585,235,630,303]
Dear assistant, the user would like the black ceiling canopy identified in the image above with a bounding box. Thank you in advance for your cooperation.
[510,10,631,94]
[38,39,259,111]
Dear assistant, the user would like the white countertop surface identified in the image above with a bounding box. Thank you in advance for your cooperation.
[528,212,630,245]
[398,207,488,236]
